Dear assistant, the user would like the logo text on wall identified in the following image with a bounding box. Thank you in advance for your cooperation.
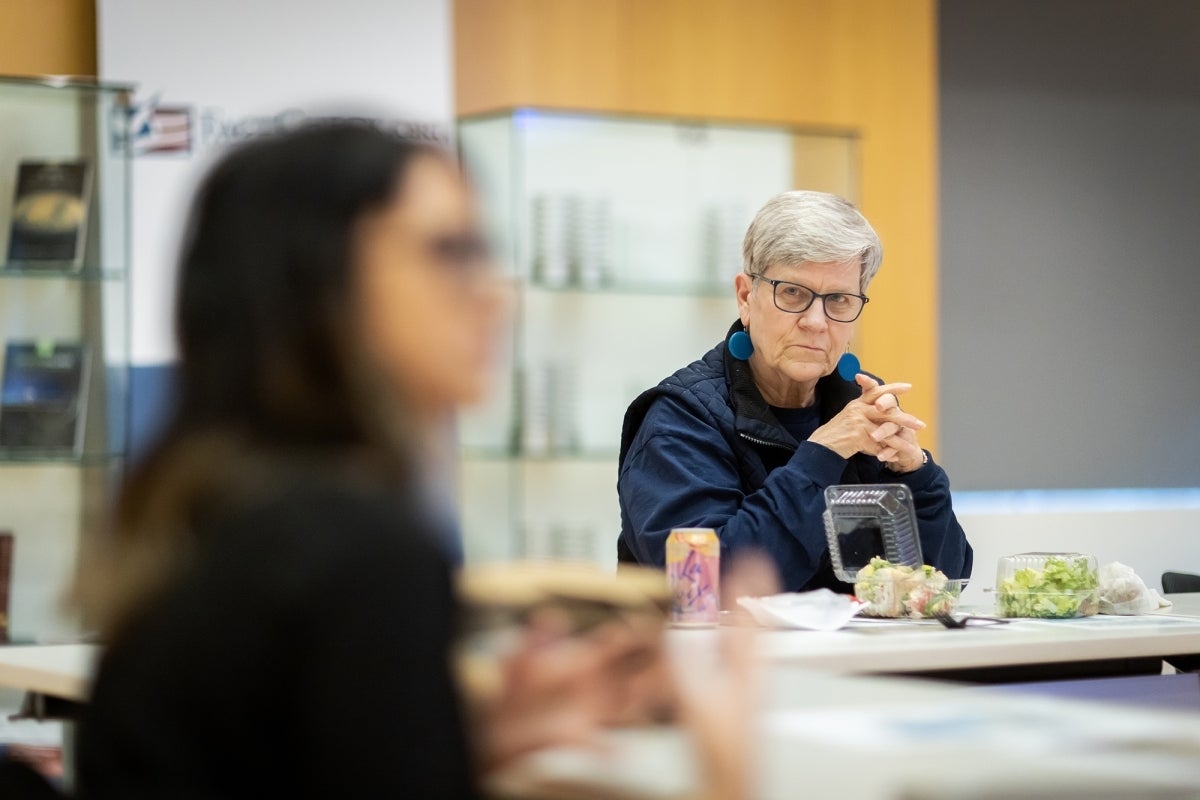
[119,93,451,157]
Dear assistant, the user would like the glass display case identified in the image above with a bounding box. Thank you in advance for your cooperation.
[0,76,133,641]
[456,108,857,568]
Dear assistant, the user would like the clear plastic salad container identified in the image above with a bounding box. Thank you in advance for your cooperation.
[823,484,923,583]
[853,558,964,619]
[995,552,1099,618]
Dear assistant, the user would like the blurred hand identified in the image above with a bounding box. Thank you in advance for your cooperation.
[473,608,666,774]
[474,555,778,798]
[808,374,926,472]
[671,553,778,800]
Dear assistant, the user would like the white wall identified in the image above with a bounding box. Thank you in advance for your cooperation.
[97,0,454,365]
[956,490,1200,607]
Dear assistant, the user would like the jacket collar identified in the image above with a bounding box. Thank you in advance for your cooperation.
[723,320,862,451]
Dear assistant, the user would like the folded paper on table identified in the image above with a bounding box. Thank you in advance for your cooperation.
[737,589,865,631]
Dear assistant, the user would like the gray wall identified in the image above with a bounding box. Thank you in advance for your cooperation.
[938,0,1200,490]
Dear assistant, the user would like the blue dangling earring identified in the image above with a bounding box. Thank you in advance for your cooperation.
[836,351,861,381]
[729,329,754,361]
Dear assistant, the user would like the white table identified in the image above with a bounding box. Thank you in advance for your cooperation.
[485,598,1200,798]
[725,593,1200,679]
[761,671,1200,800]
[5,609,1200,799]
[493,667,1200,799]
[0,644,97,792]
[2,598,1199,701]
[0,644,96,703]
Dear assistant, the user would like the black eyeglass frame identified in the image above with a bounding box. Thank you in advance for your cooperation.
[754,275,870,323]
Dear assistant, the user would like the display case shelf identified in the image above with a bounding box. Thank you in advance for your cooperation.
[0,450,124,466]
[461,446,621,463]
[0,75,133,641]
[524,277,732,298]
[1,264,127,281]
[457,107,858,568]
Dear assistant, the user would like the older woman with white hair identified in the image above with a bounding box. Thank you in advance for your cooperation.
[617,190,971,592]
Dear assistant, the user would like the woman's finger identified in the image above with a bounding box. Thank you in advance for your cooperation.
[873,409,926,430]
[859,380,913,405]
[854,373,879,393]
[870,422,904,442]
[874,393,899,413]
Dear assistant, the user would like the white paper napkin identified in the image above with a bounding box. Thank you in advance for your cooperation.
[737,589,865,631]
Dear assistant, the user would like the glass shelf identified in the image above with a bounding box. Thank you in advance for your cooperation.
[0,75,135,94]
[462,446,620,463]
[1,263,127,281]
[522,277,732,298]
[0,449,124,466]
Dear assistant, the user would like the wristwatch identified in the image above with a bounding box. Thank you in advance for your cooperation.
[886,449,929,474]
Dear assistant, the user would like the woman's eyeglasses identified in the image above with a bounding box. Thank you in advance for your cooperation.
[755,275,869,323]
[427,231,493,272]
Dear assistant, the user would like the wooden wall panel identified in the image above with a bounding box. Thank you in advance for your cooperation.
[0,0,97,77]
[456,0,940,446]
[793,135,859,204]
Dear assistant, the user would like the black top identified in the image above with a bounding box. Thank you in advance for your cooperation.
[76,474,476,799]
[768,404,822,446]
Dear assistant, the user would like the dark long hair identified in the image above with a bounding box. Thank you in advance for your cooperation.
[78,121,440,634]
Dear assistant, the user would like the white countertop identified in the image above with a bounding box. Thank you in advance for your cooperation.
[725,593,1200,676]
[493,667,1200,799]
[4,596,1200,702]
[0,644,98,702]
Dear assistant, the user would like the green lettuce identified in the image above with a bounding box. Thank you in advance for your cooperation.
[997,556,1098,618]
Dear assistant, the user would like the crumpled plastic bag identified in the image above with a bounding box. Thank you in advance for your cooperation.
[1097,561,1174,615]
[737,589,866,631]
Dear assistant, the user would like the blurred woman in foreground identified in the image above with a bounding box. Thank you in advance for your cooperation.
[72,122,749,798]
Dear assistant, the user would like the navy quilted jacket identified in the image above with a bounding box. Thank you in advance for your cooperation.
[617,321,973,592]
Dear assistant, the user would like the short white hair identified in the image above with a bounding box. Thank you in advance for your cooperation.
[742,191,882,291]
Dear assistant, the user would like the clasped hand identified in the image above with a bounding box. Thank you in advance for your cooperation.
[808,373,926,472]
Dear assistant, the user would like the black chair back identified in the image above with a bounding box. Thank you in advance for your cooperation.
[1161,571,1200,594]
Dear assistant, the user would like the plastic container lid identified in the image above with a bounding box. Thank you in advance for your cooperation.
[823,484,922,583]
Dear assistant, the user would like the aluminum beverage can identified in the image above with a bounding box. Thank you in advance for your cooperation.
[666,528,720,627]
